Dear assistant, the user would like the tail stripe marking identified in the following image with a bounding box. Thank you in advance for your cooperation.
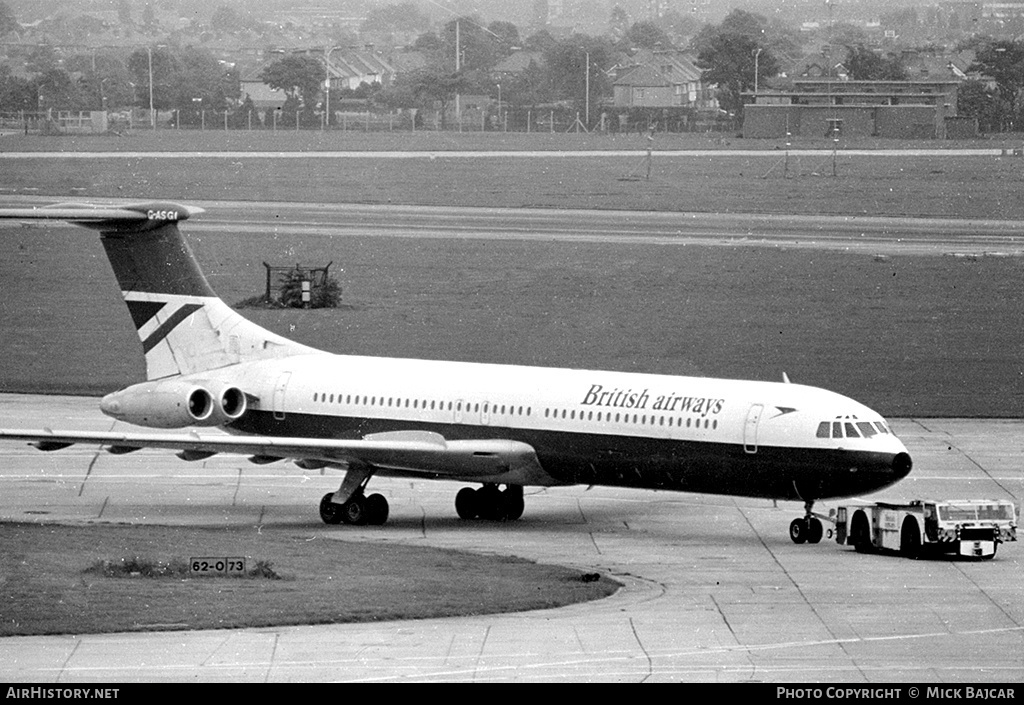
[140,303,204,354]
[126,301,167,331]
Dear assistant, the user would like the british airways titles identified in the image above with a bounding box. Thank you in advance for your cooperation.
[581,384,725,417]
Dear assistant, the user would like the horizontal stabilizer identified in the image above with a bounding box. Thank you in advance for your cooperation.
[0,201,204,233]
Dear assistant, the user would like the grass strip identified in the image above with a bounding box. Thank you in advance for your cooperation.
[0,522,619,636]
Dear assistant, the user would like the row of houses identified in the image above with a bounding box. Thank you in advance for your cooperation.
[238,45,716,112]
[238,45,987,138]
[239,48,406,111]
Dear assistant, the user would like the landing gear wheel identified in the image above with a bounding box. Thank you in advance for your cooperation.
[789,518,808,544]
[320,493,344,525]
[806,517,824,544]
[455,487,478,520]
[476,485,503,520]
[365,493,390,526]
[455,485,525,521]
[790,500,823,545]
[341,494,368,525]
[502,486,525,521]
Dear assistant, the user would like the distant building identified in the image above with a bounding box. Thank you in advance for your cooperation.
[746,43,993,140]
[239,68,287,111]
[744,79,967,139]
[326,51,397,91]
[490,51,545,82]
[241,48,400,112]
[611,49,712,109]
[982,0,1024,25]
[791,56,850,81]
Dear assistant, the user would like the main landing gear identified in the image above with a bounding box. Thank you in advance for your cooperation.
[455,484,525,521]
[317,468,527,526]
[319,465,389,526]
[320,490,389,526]
[789,500,825,544]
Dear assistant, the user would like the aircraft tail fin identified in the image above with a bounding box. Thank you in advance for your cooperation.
[0,201,315,379]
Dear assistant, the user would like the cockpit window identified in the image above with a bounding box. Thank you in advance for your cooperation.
[818,417,890,440]
[856,422,877,438]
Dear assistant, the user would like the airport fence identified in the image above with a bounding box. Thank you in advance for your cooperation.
[1,106,737,136]
[0,110,112,134]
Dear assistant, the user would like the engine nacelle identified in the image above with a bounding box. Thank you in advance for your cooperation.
[100,379,246,429]
[199,380,248,425]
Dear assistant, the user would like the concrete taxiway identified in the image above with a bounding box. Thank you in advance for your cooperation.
[0,394,1020,682]
[3,195,1023,255]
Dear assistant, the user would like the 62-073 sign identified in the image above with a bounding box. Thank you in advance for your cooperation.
[190,557,247,575]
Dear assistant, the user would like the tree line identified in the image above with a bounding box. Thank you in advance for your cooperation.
[258,16,653,129]
[2,1,1023,134]
[0,43,239,121]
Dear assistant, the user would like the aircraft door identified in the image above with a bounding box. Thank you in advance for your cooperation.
[744,403,763,454]
[272,371,291,420]
[454,400,485,425]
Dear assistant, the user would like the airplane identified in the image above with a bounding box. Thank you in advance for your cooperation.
[0,200,913,543]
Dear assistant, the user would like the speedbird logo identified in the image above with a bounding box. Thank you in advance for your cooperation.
[581,383,725,417]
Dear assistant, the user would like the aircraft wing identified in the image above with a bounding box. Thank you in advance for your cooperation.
[0,428,560,486]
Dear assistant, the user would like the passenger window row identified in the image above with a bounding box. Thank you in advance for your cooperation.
[311,392,532,417]
[308,392,720,430]
[544,408,719,430]
[815,419,890,439]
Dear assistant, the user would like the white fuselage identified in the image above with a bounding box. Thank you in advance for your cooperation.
[183,352,912,500]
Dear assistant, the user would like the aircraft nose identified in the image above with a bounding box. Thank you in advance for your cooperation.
[892,451,913,479]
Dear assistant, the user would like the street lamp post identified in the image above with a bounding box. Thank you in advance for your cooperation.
[455,19,461,127]
[145,44,168,129]
[323,45,344,130]
[753,47,763,97]
[585,51,590,127]
[147,45,154,128]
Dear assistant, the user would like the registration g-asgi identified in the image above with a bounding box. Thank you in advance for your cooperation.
[147,209,179,221]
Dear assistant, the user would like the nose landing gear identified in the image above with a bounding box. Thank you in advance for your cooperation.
[789,501,825,544]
